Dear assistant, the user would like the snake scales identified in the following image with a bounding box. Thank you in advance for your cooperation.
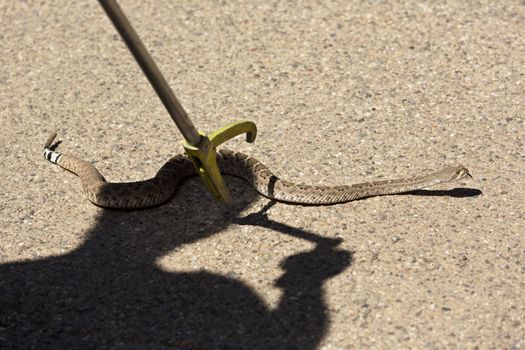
[43,133,471,209]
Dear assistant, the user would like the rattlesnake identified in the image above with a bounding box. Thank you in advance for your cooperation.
[43,133,471,209]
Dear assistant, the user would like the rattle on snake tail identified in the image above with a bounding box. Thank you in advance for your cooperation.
[43,133,471,209]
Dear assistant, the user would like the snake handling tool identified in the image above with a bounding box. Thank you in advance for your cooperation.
[98,0,256,203]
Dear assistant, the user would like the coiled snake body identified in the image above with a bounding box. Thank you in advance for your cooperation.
[43,134,471,209]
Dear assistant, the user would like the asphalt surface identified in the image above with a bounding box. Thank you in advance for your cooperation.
[1,1,524,349]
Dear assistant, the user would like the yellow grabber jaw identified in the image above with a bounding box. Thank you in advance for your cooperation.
[182,120,257,203]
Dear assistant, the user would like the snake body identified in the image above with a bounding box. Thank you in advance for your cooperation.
[43,134,470,209]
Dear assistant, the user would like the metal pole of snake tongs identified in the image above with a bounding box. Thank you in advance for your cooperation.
[98,0,257,203]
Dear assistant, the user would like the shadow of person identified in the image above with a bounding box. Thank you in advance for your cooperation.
[0,178,351,350]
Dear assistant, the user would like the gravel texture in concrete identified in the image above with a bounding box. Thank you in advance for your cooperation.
[1,1,524,349]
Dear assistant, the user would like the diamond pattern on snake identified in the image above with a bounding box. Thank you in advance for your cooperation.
[43,133,471,209]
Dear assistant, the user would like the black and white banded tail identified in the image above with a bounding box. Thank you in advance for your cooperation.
[43,132,62,164]
[44,148,62,164]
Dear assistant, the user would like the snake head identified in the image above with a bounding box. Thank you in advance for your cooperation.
[451,166,472,181]
[430,165,471,183]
